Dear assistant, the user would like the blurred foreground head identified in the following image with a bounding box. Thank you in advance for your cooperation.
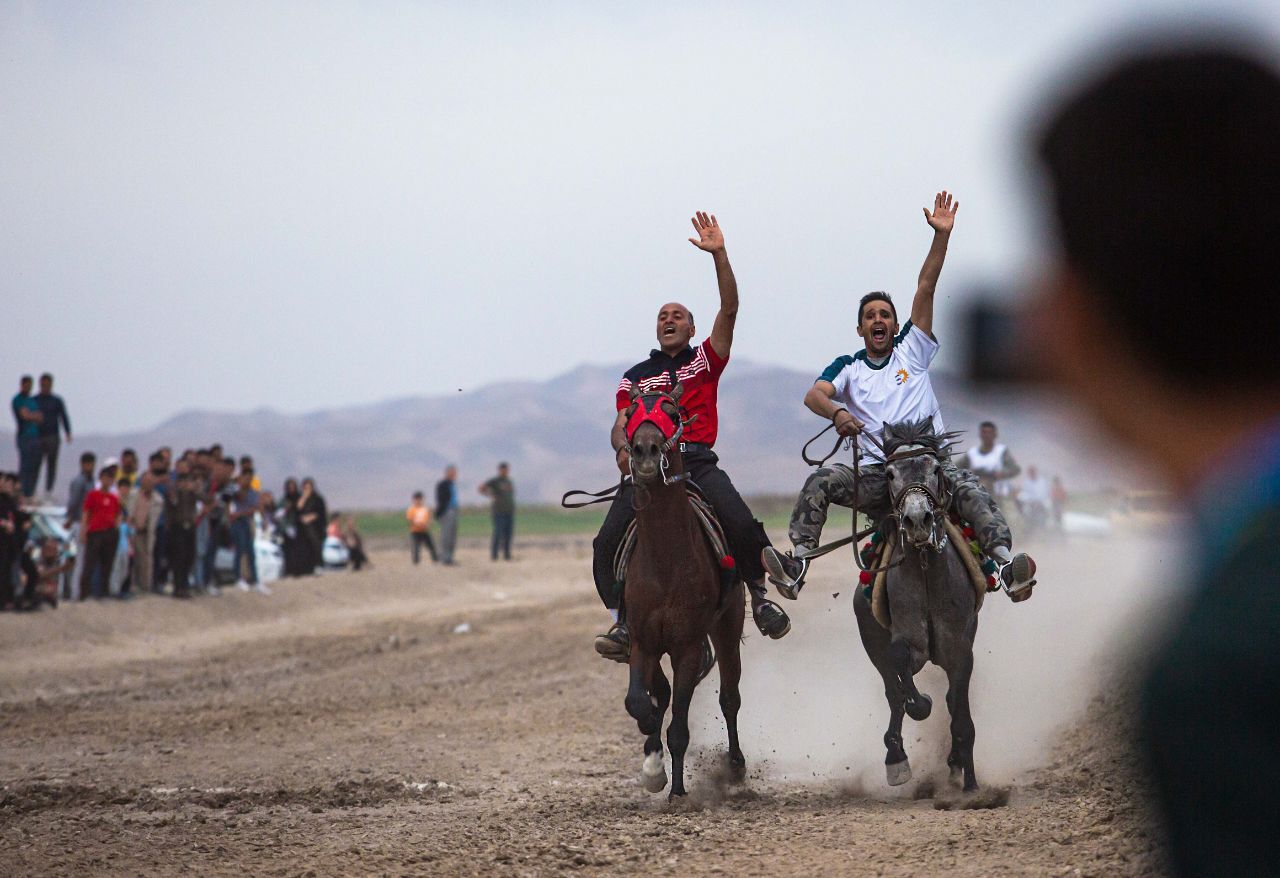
[1035,41,1280,491]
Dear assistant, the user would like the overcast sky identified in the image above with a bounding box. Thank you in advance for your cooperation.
[3,1,1276,433]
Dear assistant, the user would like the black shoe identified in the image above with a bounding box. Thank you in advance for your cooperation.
[594,623,630,662]
[696,636,716,684]
[761,547,809,600]
[752,599,792,639]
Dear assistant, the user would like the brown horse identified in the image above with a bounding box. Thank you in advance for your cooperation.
[621,386,746,800]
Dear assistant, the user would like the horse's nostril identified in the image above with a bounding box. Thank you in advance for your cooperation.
[923,511,934,525]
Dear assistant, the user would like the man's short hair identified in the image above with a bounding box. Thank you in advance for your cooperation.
[80,452,96,464]
[499,462,509,470]
[980,421,996,431]
[39,373,52,382]
[149,452,164,464]
[412,491,424,500]
[122,448,136,458]
[19,374,32,384]
[1037,43,1280,386]
[859,292,897,323]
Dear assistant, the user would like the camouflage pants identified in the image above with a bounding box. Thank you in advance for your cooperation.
[787,461,1013,556]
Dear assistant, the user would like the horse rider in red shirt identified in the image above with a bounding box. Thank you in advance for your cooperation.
[592,212,791,662]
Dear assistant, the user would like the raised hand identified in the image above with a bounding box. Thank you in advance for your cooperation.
[687,211,724,253]
[923,190,959,234]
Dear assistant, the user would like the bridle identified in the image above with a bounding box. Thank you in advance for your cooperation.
[794,424,950,574]
[625,389,692,488]
[885,444,951,565]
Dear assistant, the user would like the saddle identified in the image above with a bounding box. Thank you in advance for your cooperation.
[867,516,993,630]
[613,485,737,594]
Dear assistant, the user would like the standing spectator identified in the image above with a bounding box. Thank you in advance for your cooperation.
[109,477,135,598]
[1050,476,1068,531]
[165,468,199,599]
[296,478,324,575]
[78,459,121,600]
[343,515,368,571]
[11,376,42,499]
[278,478,303,576]
[240,455,261,491]
[435,465,460,566]
[191,456,215,592]
[479,462,515,562]
[32,373,72,501]
[129,472,162,594]
[406,491,437,564]
[64,452,96,600]
[228,468,266,593]
[148,451,171,589]
[960,421,1021,507]
[118,449,140,487]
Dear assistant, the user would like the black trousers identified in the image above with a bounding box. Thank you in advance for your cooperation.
[411,531,437,564]
[491,513,513,560]
[79,527,118,599]
[35,435,60,493]
[591,448,770,610]
[169,526,196,594]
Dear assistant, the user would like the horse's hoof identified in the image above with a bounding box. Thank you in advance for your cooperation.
[886,758,912,787]
[668,789,687,803]
[641,752,668,793]
[727,754,747,783]
[949,765,964,789]
[904,693,933,721]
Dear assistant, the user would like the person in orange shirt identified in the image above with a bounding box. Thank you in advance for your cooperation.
[406,491,438,565]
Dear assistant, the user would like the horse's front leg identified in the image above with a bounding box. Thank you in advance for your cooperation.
[625,650,668,792]
[944,650,979,791]
[666,646,702,801]
[642,664,671,792]
[889,632,932,721]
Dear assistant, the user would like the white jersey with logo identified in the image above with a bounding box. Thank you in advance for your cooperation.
[819,321,944,465]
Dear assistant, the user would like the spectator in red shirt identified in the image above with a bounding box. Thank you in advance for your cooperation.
[78,458,121,600]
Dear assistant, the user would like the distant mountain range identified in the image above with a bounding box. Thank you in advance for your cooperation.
[0,361,1140,508]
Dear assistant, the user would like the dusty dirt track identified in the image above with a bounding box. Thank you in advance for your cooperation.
[0,533,1170,876]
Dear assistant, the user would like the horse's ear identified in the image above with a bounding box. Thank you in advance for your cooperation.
[629,384,642,402]
[670,382,685,402]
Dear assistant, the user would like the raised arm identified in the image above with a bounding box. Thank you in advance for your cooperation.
[910,191,959,337]
[688,212,737,359]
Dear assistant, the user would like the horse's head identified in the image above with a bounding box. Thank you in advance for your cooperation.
[624,383,685,484]
[887,448,947,550]
[882,419,956,553]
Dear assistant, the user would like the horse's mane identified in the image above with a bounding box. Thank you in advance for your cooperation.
[878,417,962,459]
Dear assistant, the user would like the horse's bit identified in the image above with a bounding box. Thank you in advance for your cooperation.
[885,445,952,567]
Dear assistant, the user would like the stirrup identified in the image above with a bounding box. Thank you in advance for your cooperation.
[753,599,792,639]
[593,623,630,663]
[761,547,808,600]
[1000,553,1037,602]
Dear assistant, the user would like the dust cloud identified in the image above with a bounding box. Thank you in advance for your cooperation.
[687,520,1185,794]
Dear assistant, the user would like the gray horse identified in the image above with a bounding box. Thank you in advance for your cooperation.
[853,419,981,792]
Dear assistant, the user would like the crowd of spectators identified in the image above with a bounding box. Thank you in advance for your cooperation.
[5,375,369,610]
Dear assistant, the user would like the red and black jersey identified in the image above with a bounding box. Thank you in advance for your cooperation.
[615,339,728,447]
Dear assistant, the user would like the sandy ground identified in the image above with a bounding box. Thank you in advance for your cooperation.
[0,529,1176,876]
